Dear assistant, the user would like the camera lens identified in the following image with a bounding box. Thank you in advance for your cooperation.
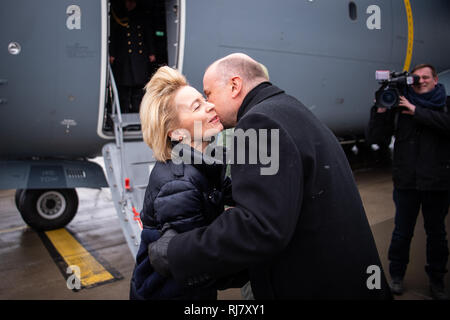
[380,89,398,108]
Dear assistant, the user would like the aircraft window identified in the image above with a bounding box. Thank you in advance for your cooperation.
[349,2,357,21]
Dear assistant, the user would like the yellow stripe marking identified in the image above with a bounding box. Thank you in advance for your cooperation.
[403,0,414,71]
[45,229,114,287]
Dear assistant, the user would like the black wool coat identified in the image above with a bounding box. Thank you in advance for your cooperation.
[167,82,392,299]
[367,96,450,191]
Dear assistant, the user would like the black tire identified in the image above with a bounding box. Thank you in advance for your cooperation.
[17,189,78,231]
[15,189,24,210]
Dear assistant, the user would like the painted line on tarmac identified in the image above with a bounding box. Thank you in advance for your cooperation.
[39,228,123,290]
[0,225,28,234]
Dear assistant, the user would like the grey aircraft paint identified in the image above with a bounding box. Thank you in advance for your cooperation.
[180,0,450,136]
[1,0,449,160]
[0,0,106,159]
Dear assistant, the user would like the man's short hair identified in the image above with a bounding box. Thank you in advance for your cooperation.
[214,54,268,84]
[411,64,438,78]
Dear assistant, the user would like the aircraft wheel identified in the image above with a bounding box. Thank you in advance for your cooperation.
[17,189,78,231]
[15,189,24,210]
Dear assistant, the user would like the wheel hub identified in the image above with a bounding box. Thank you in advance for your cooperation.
[36,191,67,220]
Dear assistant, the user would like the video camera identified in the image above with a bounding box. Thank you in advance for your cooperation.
[374,70,420,109]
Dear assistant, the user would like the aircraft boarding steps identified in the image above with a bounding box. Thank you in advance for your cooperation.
[102,65,155,258]
[113,113,140,127]
[103,141,155,258]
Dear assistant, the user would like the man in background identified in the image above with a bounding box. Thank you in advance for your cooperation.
[368,64,450,300]
[110,0,156,113]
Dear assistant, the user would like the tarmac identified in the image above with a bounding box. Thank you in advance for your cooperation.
[0,160,449,300]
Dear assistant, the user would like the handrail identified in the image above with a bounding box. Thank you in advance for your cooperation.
[107,63,126,204]
[108,62,124,144]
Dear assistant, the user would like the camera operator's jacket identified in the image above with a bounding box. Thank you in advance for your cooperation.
[367,94,450,191]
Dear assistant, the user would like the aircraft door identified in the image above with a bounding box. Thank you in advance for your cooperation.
[0,0,107,158]
[165,0,182,70]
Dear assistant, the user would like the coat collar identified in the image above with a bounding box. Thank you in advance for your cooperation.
[237,82,285,122]
[170,142,225,181]
[171,142,224,164]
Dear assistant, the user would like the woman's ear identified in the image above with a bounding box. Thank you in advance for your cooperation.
[169,129,188,142]
[168,130,180,141]
[168,130,177,141]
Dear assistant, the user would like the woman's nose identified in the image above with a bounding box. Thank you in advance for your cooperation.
[205,101,215,112]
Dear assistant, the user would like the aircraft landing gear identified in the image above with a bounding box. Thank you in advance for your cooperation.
[15,189,78,231]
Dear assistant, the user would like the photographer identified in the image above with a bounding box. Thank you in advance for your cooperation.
[367,64,450,300]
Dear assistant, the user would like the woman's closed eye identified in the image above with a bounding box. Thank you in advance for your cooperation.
[192,98,207,111]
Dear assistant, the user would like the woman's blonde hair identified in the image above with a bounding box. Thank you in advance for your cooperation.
[140,66,187,161]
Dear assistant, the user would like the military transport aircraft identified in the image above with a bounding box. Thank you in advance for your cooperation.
[1,0,449,255]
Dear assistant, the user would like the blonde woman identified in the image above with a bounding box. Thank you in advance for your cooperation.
[129,66,233,300]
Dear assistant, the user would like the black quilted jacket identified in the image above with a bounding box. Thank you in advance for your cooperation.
[130,143,232,300]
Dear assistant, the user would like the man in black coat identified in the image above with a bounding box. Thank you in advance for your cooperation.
[110,0,156,113]
[367,64,450,300]
[149,53,392,299]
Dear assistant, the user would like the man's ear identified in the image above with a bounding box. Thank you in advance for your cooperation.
[230,76,243,98]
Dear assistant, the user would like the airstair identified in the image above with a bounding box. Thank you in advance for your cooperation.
[102,65,156,258]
